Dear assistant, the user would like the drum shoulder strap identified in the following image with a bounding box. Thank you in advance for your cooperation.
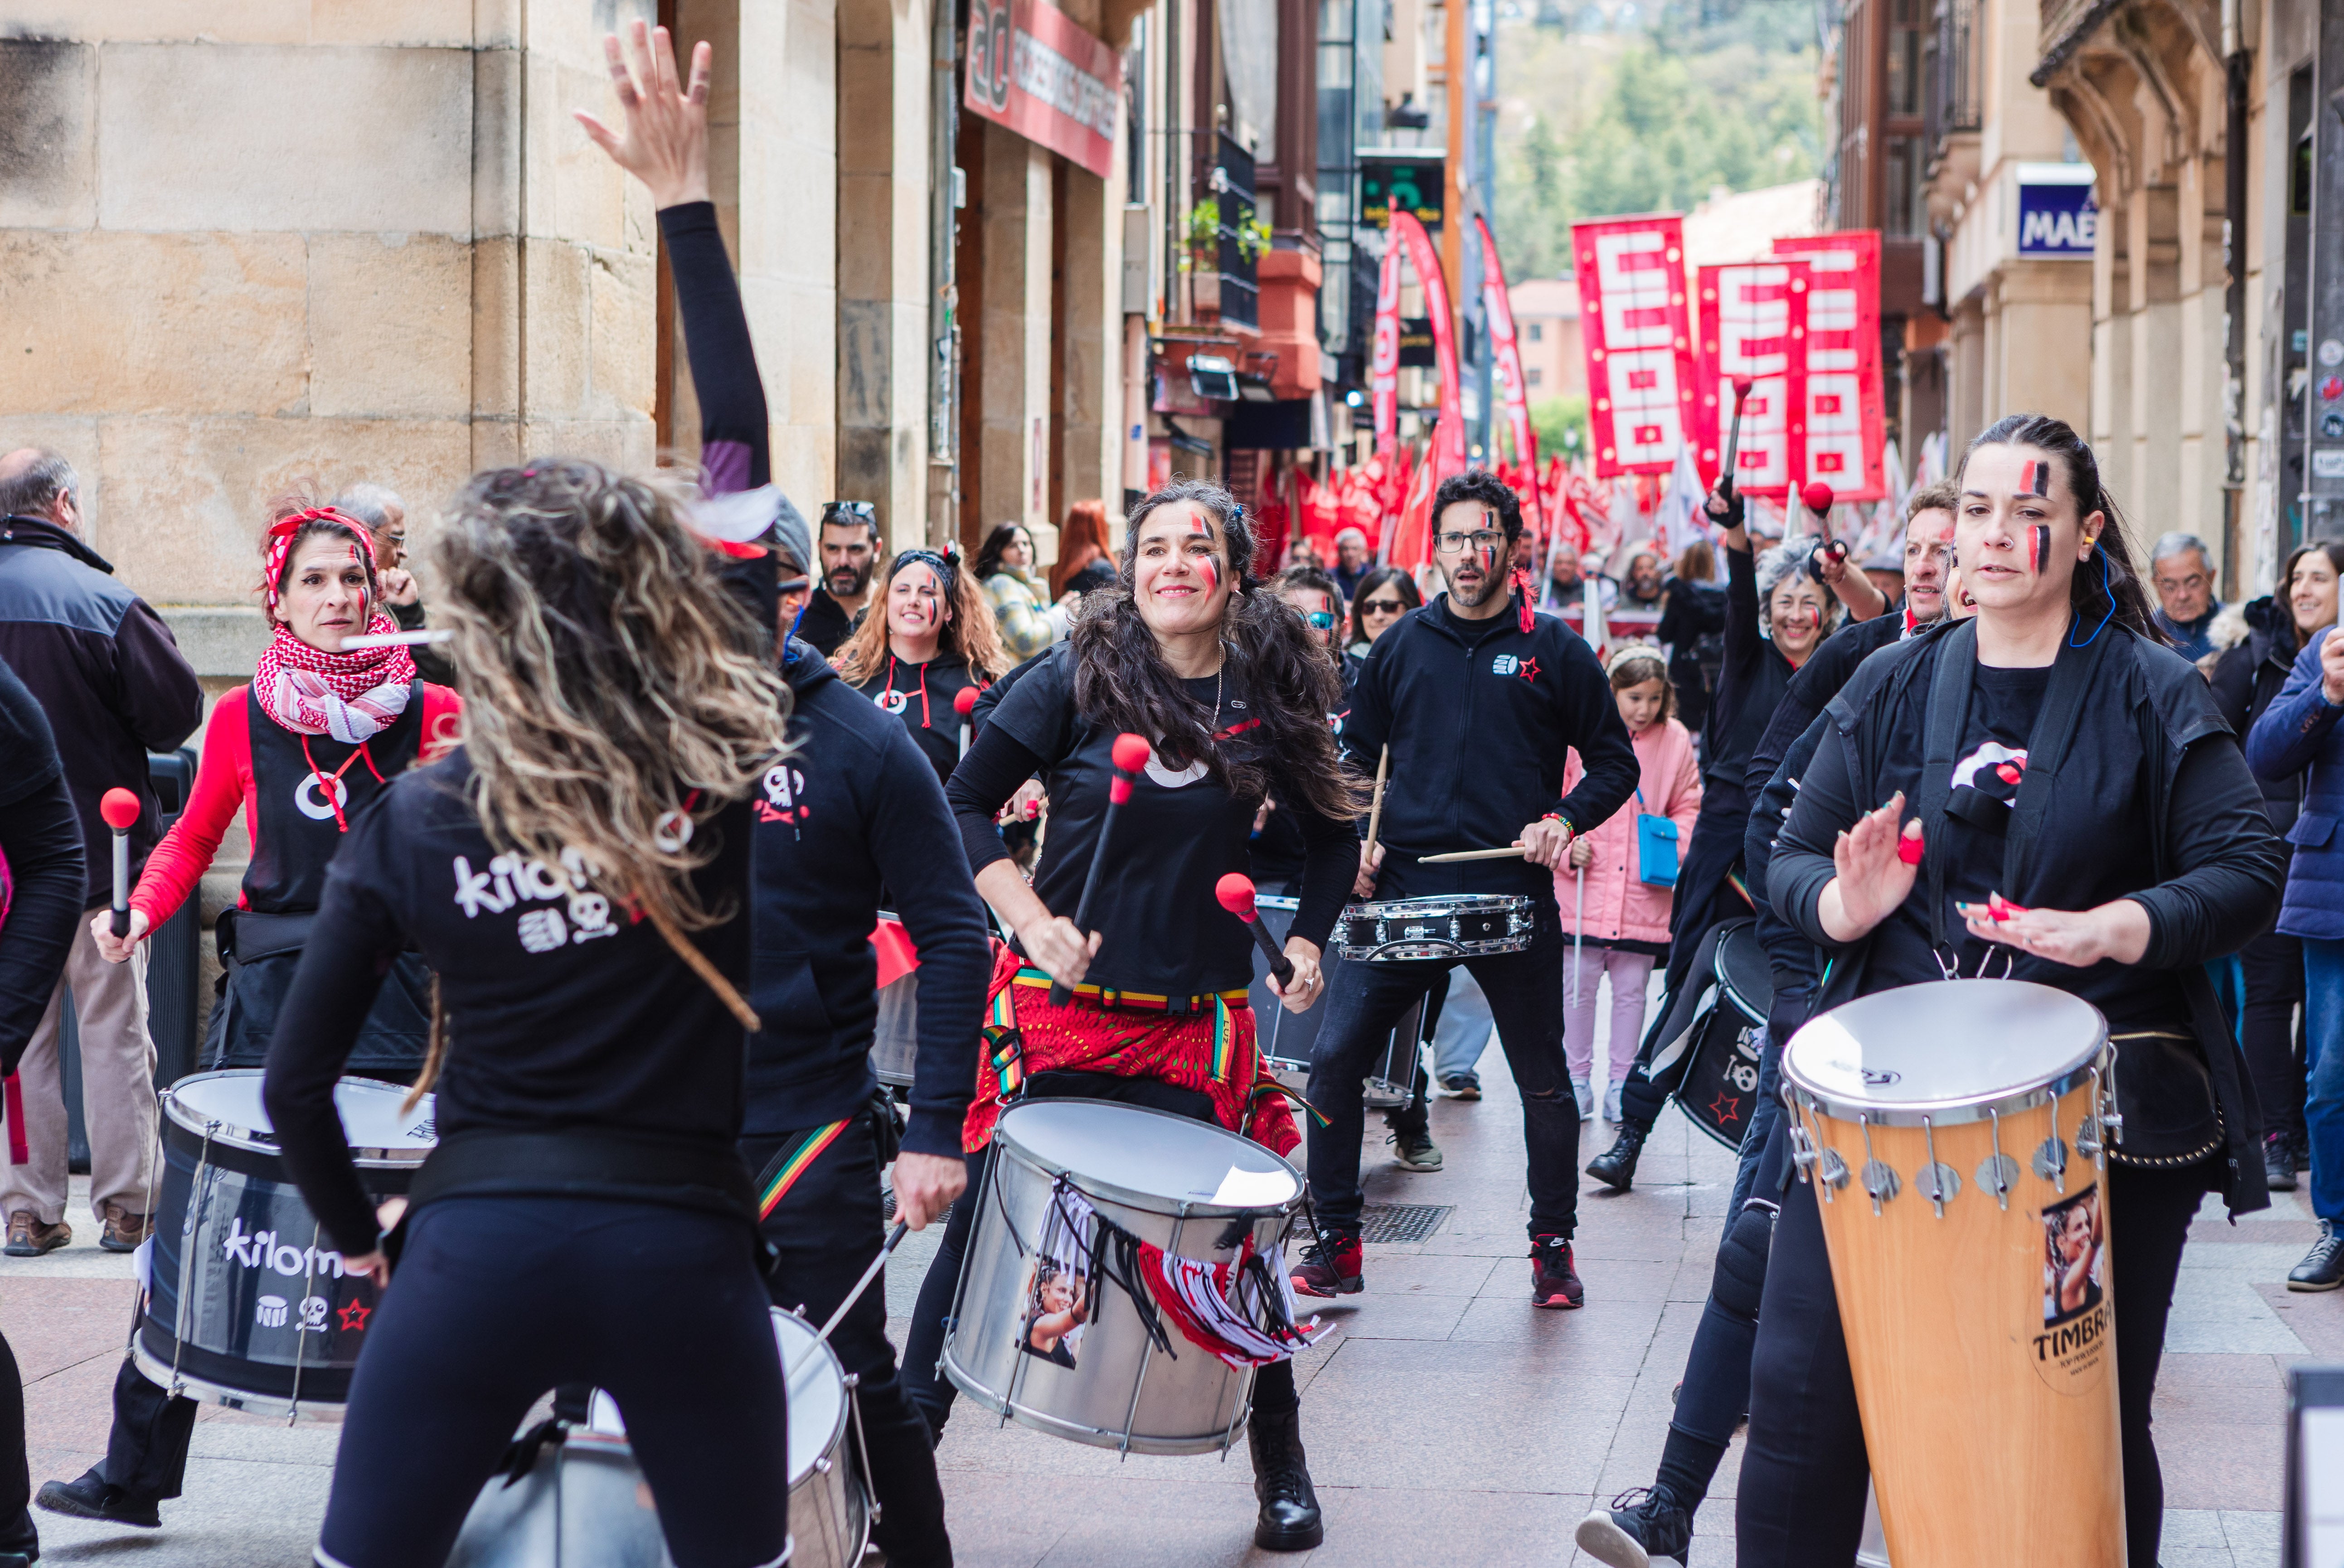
[2000,627,2111,893]
[1916,620,1976,953]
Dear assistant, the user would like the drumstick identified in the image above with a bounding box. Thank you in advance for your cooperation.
[1049,733,1151,1007]
[1802,481,1847,565]
[954,684,979,759]
[337,628,454,649]
[812,1220,909,1348]
[1419,846,1529,863]
[1365,745,1390,856]
[1214,874,1295,986]
[98,789,139,938]
[1718,376,1753,503]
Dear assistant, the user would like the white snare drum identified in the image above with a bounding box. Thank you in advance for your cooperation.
[1337,894,1536,963]
[1248,895,1422,1108]
[1782,979,2123,1568]
[135,1070,435,1419]
[942,1099,1305,1455]
[446,1307,860,1568]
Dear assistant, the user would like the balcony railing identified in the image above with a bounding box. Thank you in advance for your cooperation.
[1216,131,1261,334]
[1927,0,1981,142]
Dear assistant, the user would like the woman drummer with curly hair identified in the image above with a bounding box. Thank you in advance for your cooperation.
[902,478,1359,1552]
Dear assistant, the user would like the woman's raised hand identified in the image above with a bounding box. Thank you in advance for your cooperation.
[574,19,713,210]
[1817,793,1920,944]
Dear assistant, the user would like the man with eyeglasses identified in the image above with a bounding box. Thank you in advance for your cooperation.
[1291,468,1640,1310]
[2148,531,2226,661]
[799,499,881,657]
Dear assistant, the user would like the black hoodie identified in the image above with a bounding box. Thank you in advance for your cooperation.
[1342,592,1640,902]
[746,640,992,1156]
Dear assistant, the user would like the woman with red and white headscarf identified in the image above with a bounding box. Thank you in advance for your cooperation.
[41,501,462,1537]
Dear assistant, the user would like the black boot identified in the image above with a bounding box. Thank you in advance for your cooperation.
[1587,1121,1648,1192]
[2267,1130,2300,1192]
[1574,1484,1693,1566]
[1247,1405,1324,1551]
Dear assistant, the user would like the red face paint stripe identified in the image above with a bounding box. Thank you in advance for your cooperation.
[2030,525,2049,574]
[2020,460,2049,497]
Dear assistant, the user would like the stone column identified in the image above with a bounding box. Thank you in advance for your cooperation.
[966,121,1054,550]
[2125,183,2184,534]
[1995,261,2095,425]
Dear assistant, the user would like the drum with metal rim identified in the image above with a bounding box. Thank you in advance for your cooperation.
[942,1098,1305,1455]
[1781,979,2122,1567]
[1336,894,1535,963]
[134,1070,435,1418]
[1247,895,1421,1108]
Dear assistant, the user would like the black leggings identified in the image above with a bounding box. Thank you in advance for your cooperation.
[2238,928,2306,1141]
[1736,1159,2210,1568]
[903,1072,1297,1438]
[315,1195,788,1568]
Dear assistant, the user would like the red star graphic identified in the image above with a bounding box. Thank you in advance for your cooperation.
[1708,1091,1742,1124]
[1516,658,1541,682]
[337,1299,372,1332]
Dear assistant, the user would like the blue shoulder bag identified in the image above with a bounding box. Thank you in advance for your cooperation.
[1635,785,1679,888]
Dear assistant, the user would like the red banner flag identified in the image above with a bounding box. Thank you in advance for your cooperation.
[1696,259,1811,499]
[1389,213,1468,480]
[1370,237,1403,456]
[1772,232,1887,501]
[1476,215,1538,472]
[1573,215,1699,477]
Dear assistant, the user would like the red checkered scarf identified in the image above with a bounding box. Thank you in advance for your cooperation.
[251,619,416,743]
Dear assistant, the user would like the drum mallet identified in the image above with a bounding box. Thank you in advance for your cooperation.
[1048,733,1151,1007]
[1214,873,1295,988]
[1802,481,1848,566]
[1718,376,1754,505]
[1365,745,1390,857]
[99,788,141,938]
[812,1220,910,1349]
[954,684,980,759]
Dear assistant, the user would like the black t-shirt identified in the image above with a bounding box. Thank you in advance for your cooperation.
[797,587,860,658]
[981,648,1299,998]
[850,653,979,788]
[263,748,753,1253]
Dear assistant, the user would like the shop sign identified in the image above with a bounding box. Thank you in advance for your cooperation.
[964,0,1121,181]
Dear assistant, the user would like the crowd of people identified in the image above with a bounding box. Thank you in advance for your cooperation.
[0,20,2313,1568]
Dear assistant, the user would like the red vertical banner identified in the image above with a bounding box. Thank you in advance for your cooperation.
[1695,260,1810,499]
[1370,238,1403,456]
[1573,215,1699,477]
[1772,231,1886,501]
[1475,215,1537,471]
[1389,211,1467,479]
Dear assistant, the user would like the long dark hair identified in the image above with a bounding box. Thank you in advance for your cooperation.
[1068,480,1358,822]
[974,522,1029,584]
[1959,414,2160,643]
[2281,541,2344,650]
[1346,565,1422,648]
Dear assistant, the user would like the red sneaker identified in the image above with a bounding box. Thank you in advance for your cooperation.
[1531,1234,1584,1309]
[1290,1232,1364,1297]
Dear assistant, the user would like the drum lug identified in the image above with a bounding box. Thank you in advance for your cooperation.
[2033,1136,2069,1193]
[1815,1147,1849,1196]
[1857,1117,1898,1214]
[1918,1117,1956,1219]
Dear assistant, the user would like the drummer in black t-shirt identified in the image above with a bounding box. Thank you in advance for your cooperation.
[1292,468,1640,1310]
[904,478,1358,1552]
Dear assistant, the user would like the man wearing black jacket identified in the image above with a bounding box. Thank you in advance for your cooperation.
[0,450,203,1258]
[743,640,990,1568]
[1293,469,1640,1308]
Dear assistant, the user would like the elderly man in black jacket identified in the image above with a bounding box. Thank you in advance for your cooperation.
[0,449,203,1258]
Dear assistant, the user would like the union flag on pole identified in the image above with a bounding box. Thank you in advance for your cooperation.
[1572,215,1699,478]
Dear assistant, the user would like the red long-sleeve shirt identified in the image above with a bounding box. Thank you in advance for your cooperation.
[131,684,461,928]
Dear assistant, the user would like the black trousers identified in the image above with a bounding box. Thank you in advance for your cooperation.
[1305,910,1578,1241]
[2239,928,2306,1142]
[0,1331,28,1549]
[1736,1159,2210,1568]
[902,1072,1299,1438]
[316,1196,788,1568]
[743,1116,951,1568]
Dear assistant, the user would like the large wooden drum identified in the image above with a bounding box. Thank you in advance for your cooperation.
[1781,979,2124,1567]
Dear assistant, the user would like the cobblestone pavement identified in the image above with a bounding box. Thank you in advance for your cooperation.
[7,999,2324,1565]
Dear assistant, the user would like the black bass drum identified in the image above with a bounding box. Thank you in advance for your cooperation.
[1667,919,1773,1149]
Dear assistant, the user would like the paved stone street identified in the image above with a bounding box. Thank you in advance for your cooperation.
[6,991,2326,1566]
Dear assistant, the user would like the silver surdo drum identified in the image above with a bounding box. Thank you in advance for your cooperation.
[136,1070,434,1418]
[1248,895,1422,1108]
[943,1099,1307,1454]
[446,1307,864,1568]
[1337,894,1536,963]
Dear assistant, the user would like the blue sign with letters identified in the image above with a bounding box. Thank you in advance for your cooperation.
[2016,165,2098,258]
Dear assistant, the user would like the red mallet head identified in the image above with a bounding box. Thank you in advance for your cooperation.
[1108,732,1151,804]
[99,788,140,832]
[1214,872,1260,923]
[1801,482,1834,518]
[1896,821,1925,866]
[953,686,979,717]
[1730,376,1754,400]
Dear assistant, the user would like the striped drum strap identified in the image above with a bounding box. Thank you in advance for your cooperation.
[754,1119,853,1220]
[984,984,1024,1101]
[1211,992,1236,1084]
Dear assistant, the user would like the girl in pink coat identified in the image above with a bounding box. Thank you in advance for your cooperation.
[1558,646,1703,1122]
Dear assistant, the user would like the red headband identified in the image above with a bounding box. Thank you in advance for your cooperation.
[262,508,378,613]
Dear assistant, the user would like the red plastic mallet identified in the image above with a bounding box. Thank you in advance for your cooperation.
[1048,733,1152,1007]
[1802,481,1848,564]
[99,788,140,938]
[1718,376,1755,503]
[1214,873,1295,987]
[954,683,980,757]
[1896,819,1925,866]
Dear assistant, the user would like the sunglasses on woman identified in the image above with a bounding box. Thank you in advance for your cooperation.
[1359,597,1407,615]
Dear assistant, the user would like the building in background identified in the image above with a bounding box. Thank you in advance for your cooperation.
[1825,0,1930,456]
[1508,278,1584,402]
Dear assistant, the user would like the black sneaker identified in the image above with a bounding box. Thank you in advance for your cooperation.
[1290,1232,1364,1297]
[1387,1125,1443,1171]
[2291,1221,2344,1292]
[1530,1234,1584,1309]
[1440,1073,1482,1100]
[1575,1485,1693,1566]
[37,1468,160,1528]
[2267,1131,2300,1192]
[1587,1122,1647,1192]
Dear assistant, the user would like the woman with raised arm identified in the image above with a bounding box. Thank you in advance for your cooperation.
[1737,413,2283,1568]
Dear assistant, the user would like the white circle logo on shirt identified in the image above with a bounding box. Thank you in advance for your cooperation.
[294,774,349,822]
[1143,750,1209,789]
[875,690,908,715]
